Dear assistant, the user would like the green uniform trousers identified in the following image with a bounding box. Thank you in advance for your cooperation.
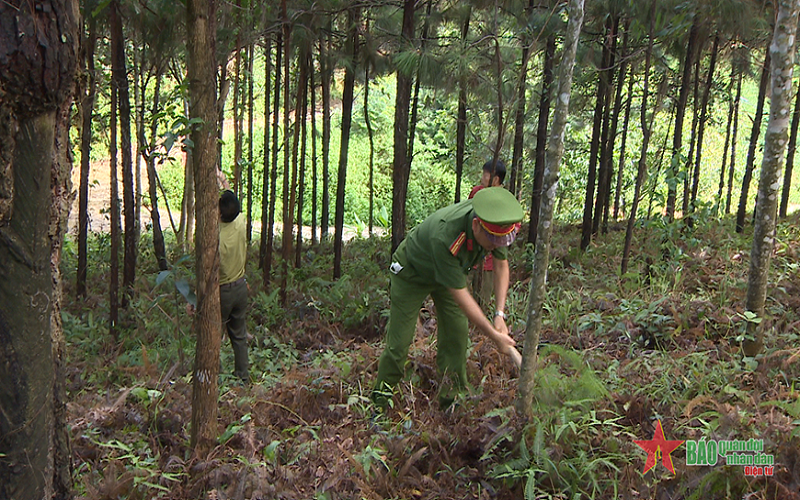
[373,270,470,409]
[220,278,249,381]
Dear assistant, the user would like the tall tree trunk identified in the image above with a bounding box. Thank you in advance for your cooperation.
[606,22,630,226]
[280,6,292,303]
[454,8,470,203]
[0,2,78,496]
[364,53,375,236]
[295,51,309,268]
[717,66,736,215]
[621,0,657,276]
[77,16,97,297]
[148,69,168,271]
[510,0,536,199]
[682,55,701,217]
[579,18,612,250]
[690,35,719,211]
[736,51,771,233]
[50,85,76,500]
[667,20,699,221]
[647,112,674,218]
[528,34,556,244]
[726,73,742,214]
[111,0,137,307]
[247,42,254,242]
[407,1,432,181]
[391,0,416,254]
[187,0,222,455]
[265,34,282,287]
[613,65,634,220]
[593,15,619,236]
[320,33,331,241]
[260,37,272,274]
[233,39,242,195]
[743,0,800,356]
[780,76,800,217]
[133,47,144,249]
[216,63,229,173]
[110,75,121,338]
[518,0,584,417]
[333,6,360,279]
[311,50,318,245]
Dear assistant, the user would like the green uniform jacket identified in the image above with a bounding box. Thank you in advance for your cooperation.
[396,199,508,289]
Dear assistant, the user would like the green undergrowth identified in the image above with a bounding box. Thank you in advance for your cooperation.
[59,213,800,499]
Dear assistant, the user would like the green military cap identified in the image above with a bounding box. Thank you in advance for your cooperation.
[472,187,524,247]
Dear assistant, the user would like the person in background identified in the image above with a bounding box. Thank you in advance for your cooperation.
[372,187,523,410]
[469,159,507,307]
[218,189,249,383]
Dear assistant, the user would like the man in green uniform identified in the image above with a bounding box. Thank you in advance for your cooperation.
[373,187,523,409]
[219,190,249,382]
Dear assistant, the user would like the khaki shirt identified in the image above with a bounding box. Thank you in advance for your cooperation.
[219,213,246,285]
[397,199,508,290]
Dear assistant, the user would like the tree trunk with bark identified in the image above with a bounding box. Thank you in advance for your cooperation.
[613,65,634,220]
[296,51,309,268]
[320,33,331,241]
[726,73,742,214]
[666,20,699,220]
[111,0,137,307]
[110,76,121,338]
[0,0,78,496]
[682,55,701,217]
[717,66,736,215]
[601,21,628,232]
[621,0,657,276]
[334,6,360,279]
[77,16,97,297]
[454,9,470,203]
[247,43,254,243]
[310,50,318,245]
[780,77,800,217]
[510,0,536,199]
[233,40,242,196]
[260,37,272,275]
[528,34,556,244]
[148,69,168,271]
[580,18,612,250]
[391,0,416,254]
[744,0,800,355]
[736,52,771,233]
[364,54,375,235]
[280,5,292,302]
[593,16,619,236]
[690,35,719,212]
[265,34,282,287]
[187,0,222,455]
[518,0,584,417]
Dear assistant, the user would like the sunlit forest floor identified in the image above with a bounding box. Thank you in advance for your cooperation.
[60,213,800,500]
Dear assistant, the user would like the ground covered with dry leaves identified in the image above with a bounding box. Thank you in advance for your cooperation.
[62,216,800,499]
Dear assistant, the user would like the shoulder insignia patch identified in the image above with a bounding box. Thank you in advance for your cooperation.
[449,231,466,256]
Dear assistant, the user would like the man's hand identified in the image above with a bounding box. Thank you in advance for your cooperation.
[493,314,509,336]
[487,326,515,350]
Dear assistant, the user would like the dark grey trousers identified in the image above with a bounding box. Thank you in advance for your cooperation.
[220,279,249,380]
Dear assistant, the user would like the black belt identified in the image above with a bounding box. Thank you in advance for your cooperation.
[220,277,246,289]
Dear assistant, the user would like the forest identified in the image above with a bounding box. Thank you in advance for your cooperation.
[2,0,800,498]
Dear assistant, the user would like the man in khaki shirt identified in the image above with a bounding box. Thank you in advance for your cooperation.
[219,190,249,382]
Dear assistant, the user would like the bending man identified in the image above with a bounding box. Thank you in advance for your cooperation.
[373,187,523,409]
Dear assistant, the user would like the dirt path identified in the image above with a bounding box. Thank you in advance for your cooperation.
[67,159,382,241]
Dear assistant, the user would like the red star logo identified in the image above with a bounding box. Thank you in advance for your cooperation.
[634,420,684,474]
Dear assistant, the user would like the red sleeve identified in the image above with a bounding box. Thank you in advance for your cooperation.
[468,185,483,199]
